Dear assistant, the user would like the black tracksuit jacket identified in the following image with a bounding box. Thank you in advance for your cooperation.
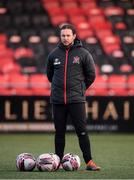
[46,39,96,104]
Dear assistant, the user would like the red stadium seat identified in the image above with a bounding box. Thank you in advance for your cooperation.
[86,75,108,96]
[114,22,127,30]
[95,29,113,39]
[127,75,134,95]
[9,73,31,95]
[100,35,121,54]
[77,29,94,40]
[50,15,68,26]
[42,0,60,11]
[104,6,124,16]
[108,75,128,96]
[101,35,121,45]
[0,34,7,43]
[119,64,132,74]
[0,74,11,95]
[69,15,86,25]
[29,74,50,96]
[14,47,34,60]
[64,7,84,16]
[80,1,97,10]
[0,60,21,74]
[62,2,78,10]
[85,8,104,17]
[89,16,112,31]
[46,7,65,16]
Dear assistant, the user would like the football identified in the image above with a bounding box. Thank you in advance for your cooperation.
[36,153,60,171]
[61,153,81,171]
[16,153,36,171]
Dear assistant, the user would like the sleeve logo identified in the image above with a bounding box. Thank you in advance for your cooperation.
[54,58,61,65]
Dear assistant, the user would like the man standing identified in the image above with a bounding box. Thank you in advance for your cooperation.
[46,23,101,171]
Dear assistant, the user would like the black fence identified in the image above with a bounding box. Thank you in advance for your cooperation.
[0,96,134,132]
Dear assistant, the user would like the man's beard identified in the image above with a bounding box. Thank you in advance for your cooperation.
[64,42,74,49]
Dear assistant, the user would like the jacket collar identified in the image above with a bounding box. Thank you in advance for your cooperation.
[58,38,83,50]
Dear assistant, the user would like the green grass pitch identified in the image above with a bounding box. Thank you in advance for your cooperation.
[0,133,134,179]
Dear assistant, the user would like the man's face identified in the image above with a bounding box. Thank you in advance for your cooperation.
[60,29,76,46]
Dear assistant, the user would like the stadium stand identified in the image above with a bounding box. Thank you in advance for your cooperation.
[0,0,133,96]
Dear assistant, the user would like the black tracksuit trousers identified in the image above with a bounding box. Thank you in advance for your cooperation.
[52,103,92,164]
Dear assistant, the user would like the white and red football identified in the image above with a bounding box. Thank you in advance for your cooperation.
[16,153,36,171]
[36,153,60,172]
[61,153,81,171]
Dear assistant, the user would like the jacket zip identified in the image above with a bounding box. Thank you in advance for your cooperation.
[64,49,69,104]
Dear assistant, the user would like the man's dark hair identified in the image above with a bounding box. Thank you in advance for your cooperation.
[60,23,76,35]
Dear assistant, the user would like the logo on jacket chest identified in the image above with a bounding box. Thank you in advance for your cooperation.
[54,58,61,65]
[73,56,80,64]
